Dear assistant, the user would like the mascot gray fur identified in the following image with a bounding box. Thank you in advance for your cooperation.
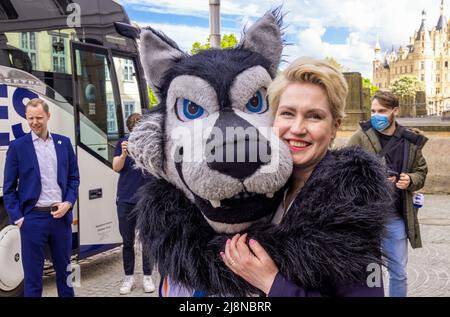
[128,9,390,296]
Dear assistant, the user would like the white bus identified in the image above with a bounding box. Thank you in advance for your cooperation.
[0,0,149,296]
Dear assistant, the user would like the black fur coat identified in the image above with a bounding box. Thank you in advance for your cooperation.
[134,147,392,296]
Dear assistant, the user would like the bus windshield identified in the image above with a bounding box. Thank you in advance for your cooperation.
[0,0,149,164]
[0,29,79,105]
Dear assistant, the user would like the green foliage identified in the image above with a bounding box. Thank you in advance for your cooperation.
[390,76,425,99]
[148,86,158,109]
[191,34,238,54]
[221,34,238,49]
[191,41,209,54]
[362,78,371,89]
[362,78,379,96]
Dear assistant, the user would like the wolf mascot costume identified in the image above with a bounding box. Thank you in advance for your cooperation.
[128,10,388,297]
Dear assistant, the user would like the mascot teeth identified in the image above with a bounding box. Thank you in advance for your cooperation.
[210,200,221,208]
[127,8,389,297]
[129,7,293,233]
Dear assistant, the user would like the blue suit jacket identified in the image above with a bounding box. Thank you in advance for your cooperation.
[3,133,80,224]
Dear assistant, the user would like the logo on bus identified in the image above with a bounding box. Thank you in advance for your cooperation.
[0,84,38,146]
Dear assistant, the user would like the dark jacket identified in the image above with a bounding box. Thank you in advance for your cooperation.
[135,147,392,296]
[3,133,79,224]
[268,272,383,297]
[347,121,428,249]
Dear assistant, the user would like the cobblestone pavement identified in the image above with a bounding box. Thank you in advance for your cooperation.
[42,195,450,297]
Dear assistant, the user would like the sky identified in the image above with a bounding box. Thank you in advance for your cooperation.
[118,0,448,79]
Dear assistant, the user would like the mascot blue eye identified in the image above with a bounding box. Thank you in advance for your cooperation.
[245,89,268,114]
[176,98,208,121]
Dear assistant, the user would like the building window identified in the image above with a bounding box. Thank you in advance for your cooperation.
[410,65,413,72]
[123,59,134,81]
[52,36,66,73]
[107,103,117,134]
[123,102,135,119]
[123,102,135,133]
[21,32,38,70]
[420,61,425,70]
[436,88,441,94]
[437,74,441,83]
[446,61,449,68]
[421,74,425,81]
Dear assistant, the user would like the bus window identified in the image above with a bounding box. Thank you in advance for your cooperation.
[2,30,77,105]
[112,56,142,133]
[74,46,121,164]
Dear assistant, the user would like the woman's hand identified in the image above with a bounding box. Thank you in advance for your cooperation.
[221,233,279,295]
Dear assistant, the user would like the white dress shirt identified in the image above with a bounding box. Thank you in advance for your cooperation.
[32,131,62,207]
[15,131,62,225]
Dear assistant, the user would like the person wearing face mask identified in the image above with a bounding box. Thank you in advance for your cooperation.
[347,90,428,297]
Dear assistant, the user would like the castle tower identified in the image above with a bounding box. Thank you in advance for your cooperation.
[374,35,382,61]
[373,35,382,79]
[436,0,447,32]
[372,2,450,116]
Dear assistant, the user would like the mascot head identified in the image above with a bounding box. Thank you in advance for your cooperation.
[129,9,293,234]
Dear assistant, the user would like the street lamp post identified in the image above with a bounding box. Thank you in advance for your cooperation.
[209,0,221,48]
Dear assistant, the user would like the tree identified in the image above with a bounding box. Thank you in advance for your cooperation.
[191,33,238,54]
[362,77,379,96]
[148,86,158,109]
[389,75,424,99]
[325,57,345,72]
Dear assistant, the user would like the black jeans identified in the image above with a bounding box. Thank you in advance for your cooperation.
[117,202,153,275]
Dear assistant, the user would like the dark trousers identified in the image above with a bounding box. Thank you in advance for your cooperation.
[20,211,74,297]
[117,202,153,276]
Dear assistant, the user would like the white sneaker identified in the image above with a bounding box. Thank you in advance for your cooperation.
[143,275,156,293]
[119,275,135,295]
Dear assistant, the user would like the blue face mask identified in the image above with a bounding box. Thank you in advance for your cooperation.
[371,111,393,132]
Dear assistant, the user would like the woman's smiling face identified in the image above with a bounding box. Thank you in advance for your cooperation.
[273,82,340,169]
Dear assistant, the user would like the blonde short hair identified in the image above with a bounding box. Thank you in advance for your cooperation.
[268,57,348,121]
[26,98,49,114]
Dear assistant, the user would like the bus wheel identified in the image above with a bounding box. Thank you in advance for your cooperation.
[0,200,24,297]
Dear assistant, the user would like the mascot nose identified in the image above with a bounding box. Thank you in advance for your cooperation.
[206,109,271,179]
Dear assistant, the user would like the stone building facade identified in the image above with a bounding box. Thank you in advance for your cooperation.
[373,0,450,116]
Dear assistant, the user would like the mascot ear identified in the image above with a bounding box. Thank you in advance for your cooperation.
[128,108,166,179]
[140,27,185,99]
[240,9,283,77]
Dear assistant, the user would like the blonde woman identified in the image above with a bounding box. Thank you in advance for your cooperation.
[221,57,392,297]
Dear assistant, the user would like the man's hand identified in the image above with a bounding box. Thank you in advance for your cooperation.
[396,173,411,190]
[51,202,72,219]
[121,141,128,158]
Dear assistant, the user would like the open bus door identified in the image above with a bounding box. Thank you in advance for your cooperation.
[71,41,124,258]
[0,0,148,296]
